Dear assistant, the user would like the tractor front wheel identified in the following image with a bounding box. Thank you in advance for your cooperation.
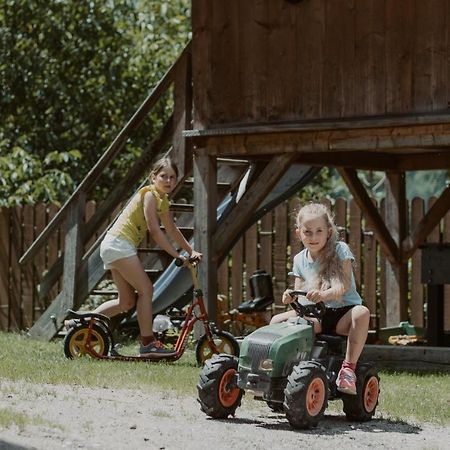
[197,354,243,419]
[284,361,328,429]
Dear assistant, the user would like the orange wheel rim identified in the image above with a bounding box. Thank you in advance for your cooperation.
[306,378,326,416]
[218,368,239,407]
[70,328,104,357]
[364,376,379,412]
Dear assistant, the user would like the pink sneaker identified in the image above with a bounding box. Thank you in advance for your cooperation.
[336,367,357,395]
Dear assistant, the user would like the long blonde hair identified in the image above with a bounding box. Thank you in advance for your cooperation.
[296,203,346,293]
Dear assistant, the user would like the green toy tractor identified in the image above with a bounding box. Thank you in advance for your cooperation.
[197,292,380,429]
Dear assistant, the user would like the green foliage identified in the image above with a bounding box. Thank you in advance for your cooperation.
[0,0,191,206]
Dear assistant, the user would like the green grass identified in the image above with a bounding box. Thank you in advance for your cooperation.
[0,331,449,426]
[0,331,200,395]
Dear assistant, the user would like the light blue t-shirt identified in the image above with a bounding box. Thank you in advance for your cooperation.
[292,241,362,308]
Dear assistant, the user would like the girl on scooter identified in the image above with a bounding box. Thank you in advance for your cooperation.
[270,202,370,395]
[67,156,202,356]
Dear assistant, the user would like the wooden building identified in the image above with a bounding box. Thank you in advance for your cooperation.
[187,0,450,331]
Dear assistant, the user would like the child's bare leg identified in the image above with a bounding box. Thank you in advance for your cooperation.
[270,309,297,324]
[108,256,153,336]
[336,305,370,364]
[94,268,136,317]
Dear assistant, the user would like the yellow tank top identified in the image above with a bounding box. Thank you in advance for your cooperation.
[108,185,170,247]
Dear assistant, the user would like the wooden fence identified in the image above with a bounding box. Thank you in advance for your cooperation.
[1,197,450,333]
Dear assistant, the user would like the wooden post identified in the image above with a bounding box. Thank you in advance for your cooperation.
[193,150,218,322]
[384,171,408,325]
[172,47,192,177]
[28,193,85,340]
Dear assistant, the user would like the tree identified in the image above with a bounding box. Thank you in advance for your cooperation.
[0,0,191,206]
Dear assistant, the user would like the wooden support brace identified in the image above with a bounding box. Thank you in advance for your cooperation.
[214,153,297,259]
[337,168,399,265]
[403,185,450,261]
[28,193,85,340]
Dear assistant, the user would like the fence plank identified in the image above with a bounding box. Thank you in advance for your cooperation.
[363,227,377,329]
[259,213,273,275]
[410,197,425,327]
[443,208,450,331]
[289,197,302,260]
[245,223,258,285]
[379,199,386,327]
[46,204,61,304]
[231,237,244,308]
[9,207,23,330]
[34,203,47,321]
[273,203,288,305]
[349,199,362,289]
[21,205,35,328]
[0,208,10,329]
[217,259,229,299]
[335,197,347,241]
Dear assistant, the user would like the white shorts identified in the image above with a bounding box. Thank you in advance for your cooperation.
[100,233,137,269]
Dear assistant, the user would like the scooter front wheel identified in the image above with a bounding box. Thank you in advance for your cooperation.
[195,330,240,365]
[64,323,111,359]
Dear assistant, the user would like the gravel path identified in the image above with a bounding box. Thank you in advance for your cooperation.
[1,380,449,450]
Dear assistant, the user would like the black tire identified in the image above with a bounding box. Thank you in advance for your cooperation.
[266,401,284,413]
[197,354,243,419]
[195,330,240,365]
[284,361,328,429]
[342,364,380,422]
[64,323,110,359]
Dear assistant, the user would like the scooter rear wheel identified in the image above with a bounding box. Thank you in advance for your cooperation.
[195,330,240,365]
[64,323,110,359]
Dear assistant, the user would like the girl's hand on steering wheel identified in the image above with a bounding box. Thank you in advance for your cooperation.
[282,289,295,304]
[306,289,323,303]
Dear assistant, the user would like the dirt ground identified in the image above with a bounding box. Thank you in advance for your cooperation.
[1,379,449,450]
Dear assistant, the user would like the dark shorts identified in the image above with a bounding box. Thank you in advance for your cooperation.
[320,305,355,334]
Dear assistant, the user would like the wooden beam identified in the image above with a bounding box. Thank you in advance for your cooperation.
[384,172,408,325]
[294,151,450,171]
[338,168,399,265]
[172,47,193,177]
[214,153,297,258]
[403,185,450,261]
[29,193,85,340]
[193,151,218,322]
[184,111,450,138]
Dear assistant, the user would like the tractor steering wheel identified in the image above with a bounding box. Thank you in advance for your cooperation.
[287,290,326,320]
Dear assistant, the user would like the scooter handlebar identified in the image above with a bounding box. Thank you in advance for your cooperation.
[175,255,202,267]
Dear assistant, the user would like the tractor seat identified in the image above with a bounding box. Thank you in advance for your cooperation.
[315,333,347,354]
[237,296,274,313]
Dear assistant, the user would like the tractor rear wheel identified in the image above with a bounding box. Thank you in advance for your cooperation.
[342,364,380,422]
[284,361,328,429]
[197,354,243,419]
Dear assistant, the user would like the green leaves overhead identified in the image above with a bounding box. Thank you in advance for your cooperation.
[0,0,190,206]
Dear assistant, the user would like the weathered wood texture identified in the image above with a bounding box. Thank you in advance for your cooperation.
[192,0,450,126]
